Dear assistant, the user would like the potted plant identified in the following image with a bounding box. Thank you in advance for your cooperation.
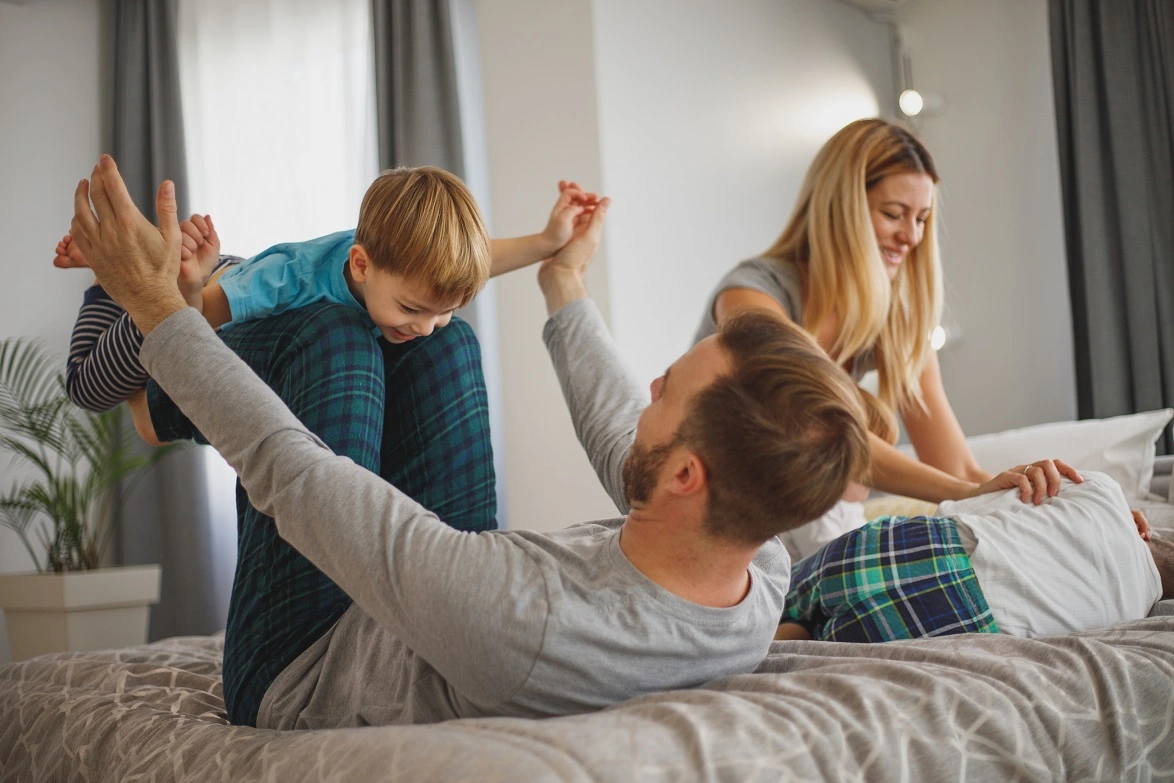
[0,337,175,661]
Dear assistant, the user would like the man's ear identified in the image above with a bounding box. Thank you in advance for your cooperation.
[667,450,708,499]
[349,244,372,283]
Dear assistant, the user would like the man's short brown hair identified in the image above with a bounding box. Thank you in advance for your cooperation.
[678,310,871,546]
[354,166,491,308]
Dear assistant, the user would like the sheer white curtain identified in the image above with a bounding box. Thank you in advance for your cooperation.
[174,0,380,615]
[177,0,379,256]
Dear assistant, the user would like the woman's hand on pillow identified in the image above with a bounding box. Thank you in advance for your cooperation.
[967,459,1082,505]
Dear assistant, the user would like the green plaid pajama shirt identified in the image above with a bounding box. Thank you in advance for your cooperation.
[148,303,497,726]
[781,515,999,642]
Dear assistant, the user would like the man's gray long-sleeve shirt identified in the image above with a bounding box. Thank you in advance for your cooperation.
[140,297,790,728]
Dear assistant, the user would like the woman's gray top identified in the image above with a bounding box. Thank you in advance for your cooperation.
[694,257,875,381]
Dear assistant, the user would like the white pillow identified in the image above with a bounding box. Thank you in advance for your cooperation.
[937,471,1162,636]
[922,409,1172,501]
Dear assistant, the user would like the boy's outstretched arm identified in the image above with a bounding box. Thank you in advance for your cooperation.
[201,283,233,329]
[489,180,601,277]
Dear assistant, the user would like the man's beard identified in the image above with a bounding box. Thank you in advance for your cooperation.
[622,438,677,506]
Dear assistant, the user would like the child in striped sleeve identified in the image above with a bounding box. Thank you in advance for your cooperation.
[57,169,599,412]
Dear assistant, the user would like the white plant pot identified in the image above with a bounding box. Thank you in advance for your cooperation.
[0,564,161,661]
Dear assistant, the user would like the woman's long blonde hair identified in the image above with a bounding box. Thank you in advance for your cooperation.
[764,118,942,415]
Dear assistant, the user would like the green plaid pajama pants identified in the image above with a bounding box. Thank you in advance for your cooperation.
[147,303,497,726]
[781,515,999,642]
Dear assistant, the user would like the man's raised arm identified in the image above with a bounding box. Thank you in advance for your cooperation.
[537,200,645,512]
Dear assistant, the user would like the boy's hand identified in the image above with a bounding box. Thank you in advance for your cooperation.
[180,214,221,282]
[537,196,610,315]
[178,214,221,309]
[541,181,600,256]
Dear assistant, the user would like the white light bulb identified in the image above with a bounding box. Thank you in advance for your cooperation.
[899,89,924,117]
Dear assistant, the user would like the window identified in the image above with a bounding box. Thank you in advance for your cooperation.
[177,0,378,257]
[175,0,382,561]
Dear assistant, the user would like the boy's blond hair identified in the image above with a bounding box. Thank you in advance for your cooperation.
[355,166,491,308]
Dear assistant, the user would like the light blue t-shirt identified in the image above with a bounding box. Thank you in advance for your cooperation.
[218,229,374,332]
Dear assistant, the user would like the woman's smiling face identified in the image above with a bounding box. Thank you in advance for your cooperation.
[867,172,934,281]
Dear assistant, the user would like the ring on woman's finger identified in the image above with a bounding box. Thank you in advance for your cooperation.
[1021,465,1032,475]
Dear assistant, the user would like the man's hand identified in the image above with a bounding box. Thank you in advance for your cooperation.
[71,155,189,335]
[537,197,610,316]
[966,458,1082,505]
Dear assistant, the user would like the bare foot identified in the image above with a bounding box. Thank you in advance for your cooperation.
[52,234,90,269]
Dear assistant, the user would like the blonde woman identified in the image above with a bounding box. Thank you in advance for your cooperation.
[696,119,1045,553]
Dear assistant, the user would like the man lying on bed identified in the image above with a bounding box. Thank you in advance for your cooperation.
[775,467,1173,643]
[71,155,1066,728]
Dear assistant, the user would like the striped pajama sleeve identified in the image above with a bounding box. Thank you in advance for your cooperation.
[66,287,148,413]
[66,256,242,413]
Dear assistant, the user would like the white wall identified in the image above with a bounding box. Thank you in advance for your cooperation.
[593,0,894,384]
[476,0,895,531]
[475,0,619,531]
[0,0,106,663]
[897,0,1076,436]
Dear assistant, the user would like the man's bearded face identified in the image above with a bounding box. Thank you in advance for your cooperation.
[622,437,677,505]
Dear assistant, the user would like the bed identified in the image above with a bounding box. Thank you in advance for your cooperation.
[3,425,1174,782]
[3,615,1174,782]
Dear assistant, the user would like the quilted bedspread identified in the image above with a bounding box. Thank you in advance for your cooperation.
[3,616,1174,782]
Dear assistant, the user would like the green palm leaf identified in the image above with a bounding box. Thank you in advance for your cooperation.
[0,492,48,571]
[0,339,60,413]
[0,337,185,573]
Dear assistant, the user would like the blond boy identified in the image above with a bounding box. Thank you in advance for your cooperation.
[59,167,596,411]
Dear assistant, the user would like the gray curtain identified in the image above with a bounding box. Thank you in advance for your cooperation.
[372,0,466,175]
[111,0,189,221]
[108,0,231,640]
[1049,0,1174,451]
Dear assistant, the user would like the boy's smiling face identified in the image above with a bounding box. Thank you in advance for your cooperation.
[364,268,460,343]
[347,248,460,343]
